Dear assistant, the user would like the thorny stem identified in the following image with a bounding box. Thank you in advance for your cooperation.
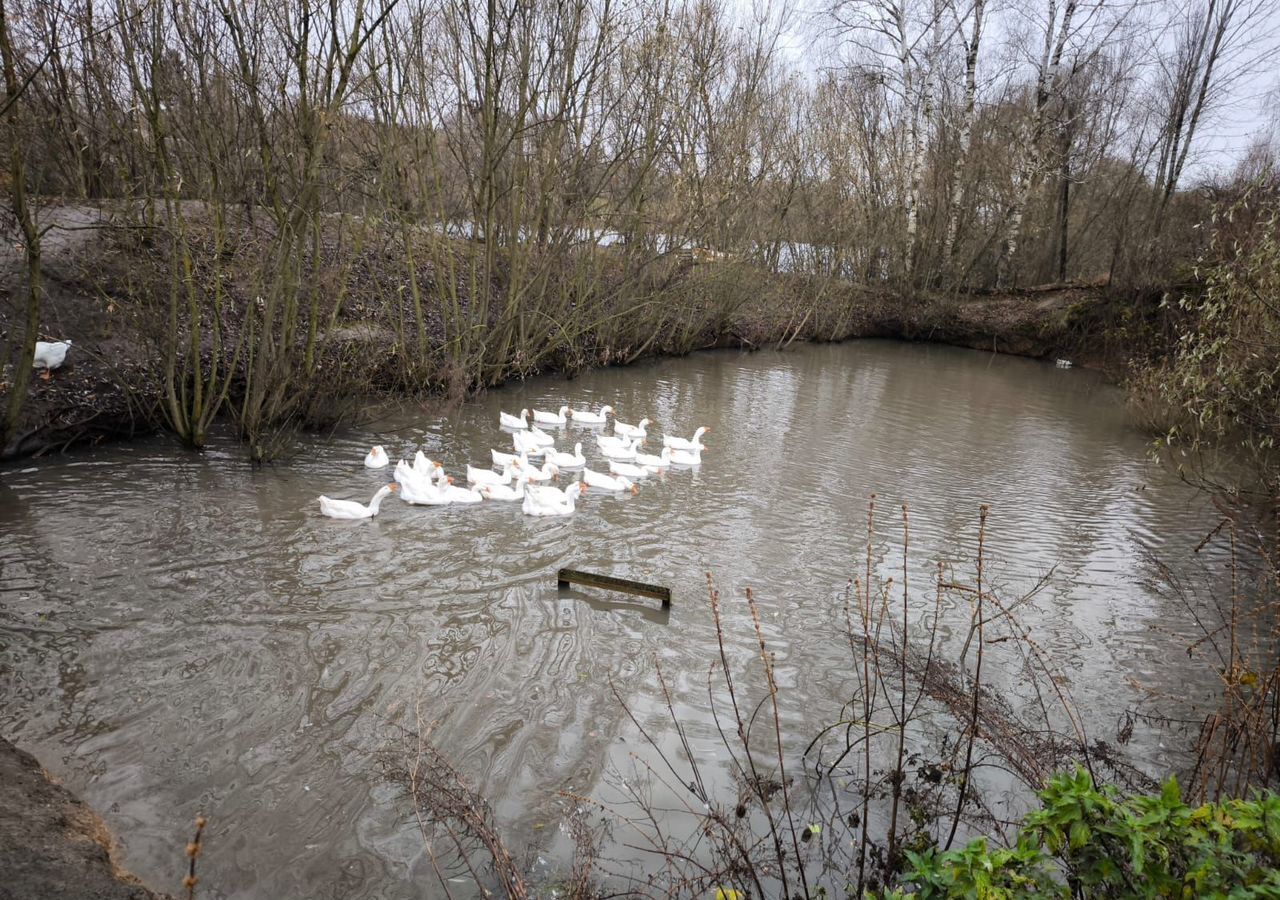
[886,503,910,867]
[182,814,205,899]
[747,587,811,899]
[857,493,876,895]
[707,575,793,899]
[945,503,989,851]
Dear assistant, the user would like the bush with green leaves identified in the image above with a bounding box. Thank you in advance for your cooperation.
[1156,189,1280,496]
[884,768,1280,898]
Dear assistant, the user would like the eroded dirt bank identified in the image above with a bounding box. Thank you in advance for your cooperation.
[0,737,172,900]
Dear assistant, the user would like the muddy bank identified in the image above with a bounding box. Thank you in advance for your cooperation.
[0,737,171,900]
[1,203,1162,461]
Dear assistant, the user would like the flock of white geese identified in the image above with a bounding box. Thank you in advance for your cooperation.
[317,405,710,520]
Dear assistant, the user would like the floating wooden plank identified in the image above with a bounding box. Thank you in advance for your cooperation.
[556,568,671,607]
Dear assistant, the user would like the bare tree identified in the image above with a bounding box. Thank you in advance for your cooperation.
[1149,0,1270,233]
[941,0,985,269]
[1,0,45,447]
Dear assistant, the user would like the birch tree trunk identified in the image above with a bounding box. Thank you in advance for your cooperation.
[995,0,1078,289]
[942,0,984,269]
[900,3,924,280]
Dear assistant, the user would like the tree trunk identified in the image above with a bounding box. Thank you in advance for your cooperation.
[1153,0,1238,234]
[996,0,1078,289]
[0,0,43,452]
[943,0,984,270]
[1056,140,1070,281]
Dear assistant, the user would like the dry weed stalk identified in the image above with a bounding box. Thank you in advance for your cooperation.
[1182,507,1280,801]
[386,501,1118,897]
[182,814,205,899]
[384,706,531,900]
[589,500,1098,896]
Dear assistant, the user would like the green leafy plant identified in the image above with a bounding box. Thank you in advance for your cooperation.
[1158,189,1280,498]
[884,769,1280,898]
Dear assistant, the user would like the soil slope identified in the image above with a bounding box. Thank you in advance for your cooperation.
[0,738,172,900]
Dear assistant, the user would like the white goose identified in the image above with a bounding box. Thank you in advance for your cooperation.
[584,468,639,494]
[491,447,526,468]
[481,478,527,501]
[500,408,530,429]
[468,462,521,486]
[573,405,613,425]
[663,426,709,451]
[613,417,651,439]
[34,340,72,379]
[440,478,484,504]
[595,433,632,451]
[608,460,655,479]
[668,446,702,466]
[549,442,586,469]
[527,424,556,446]
[397,459,452,495]
[634,447,673,469]
[413,451,443,478]
[526,482,572,504]
[522,481,586,516]
[524,460,560,483]
[364,445,389,468]
[394,458,424,486]
[600,438,641,461]
[514,430,548,457]
[399,472,452,505]
[532,406,572,425]
[319,484,397,519]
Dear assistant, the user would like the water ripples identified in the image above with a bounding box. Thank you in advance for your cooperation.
[0,340,1232,898]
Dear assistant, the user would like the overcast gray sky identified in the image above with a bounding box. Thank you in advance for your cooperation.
[763,0,1280,179]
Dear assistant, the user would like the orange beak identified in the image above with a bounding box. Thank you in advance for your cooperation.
[447,476,455,484]
[388,483,399,491]
[630,485,639,495]
[580,484,588,493]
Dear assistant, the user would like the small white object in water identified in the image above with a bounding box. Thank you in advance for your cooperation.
[1055,358,1073,369]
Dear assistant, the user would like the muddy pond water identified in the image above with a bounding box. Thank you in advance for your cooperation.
[0,340,1230,897]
